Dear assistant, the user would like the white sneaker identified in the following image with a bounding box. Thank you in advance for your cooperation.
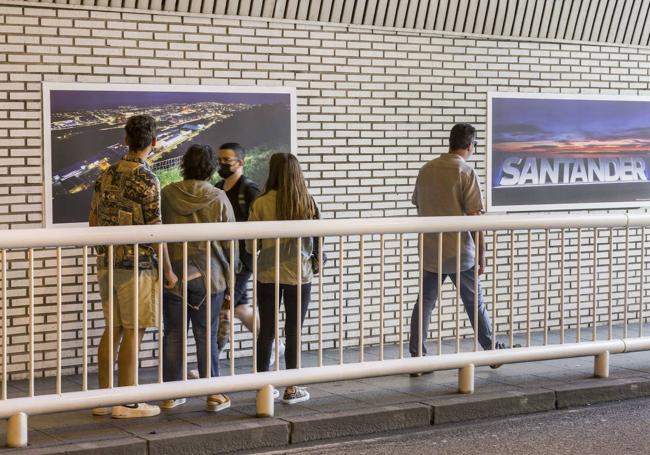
[92,407,111,416]
[188,369,200,380]
[112,403,160,418]
[161,398,186,409]
[270,339,285,367]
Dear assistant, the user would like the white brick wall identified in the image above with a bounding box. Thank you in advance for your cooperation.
[1,1,650,379]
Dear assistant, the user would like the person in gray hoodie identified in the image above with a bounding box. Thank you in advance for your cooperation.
[159,144,237,412]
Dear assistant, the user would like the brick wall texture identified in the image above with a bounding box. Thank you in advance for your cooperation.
[1,1,649,379]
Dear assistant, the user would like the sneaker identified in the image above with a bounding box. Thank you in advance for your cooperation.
[270,339,286,367]
[273,388,280,400]
[206,394,231,412]
[112,403,160,419]
[188,369,200,380]
[161,398,186,409]
[490,342,522,369]
[409,370,434,378]
[92,407,111,416]
[282,386,310,404]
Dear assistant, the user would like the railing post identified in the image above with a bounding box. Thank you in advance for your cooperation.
[458,364,475,394]
[7,412,28,448]
[256,385,275,417]
[594,351,610,378]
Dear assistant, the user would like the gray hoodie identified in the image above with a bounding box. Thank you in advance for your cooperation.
[161,179,237,297]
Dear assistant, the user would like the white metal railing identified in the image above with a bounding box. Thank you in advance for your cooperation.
[1,213,650,447]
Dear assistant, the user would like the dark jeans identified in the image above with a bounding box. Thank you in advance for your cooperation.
[409,267,494,356]
[232,252,253,307]
[256,282,311,372]
[163,279,224,381]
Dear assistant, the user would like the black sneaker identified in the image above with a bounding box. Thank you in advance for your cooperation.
[489,342,522,369]
[410,370,434,378]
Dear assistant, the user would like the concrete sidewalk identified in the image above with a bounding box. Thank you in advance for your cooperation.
[2,325,650,454]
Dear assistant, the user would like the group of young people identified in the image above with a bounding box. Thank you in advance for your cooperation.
[89,115,510,420]
[89,114,316,418]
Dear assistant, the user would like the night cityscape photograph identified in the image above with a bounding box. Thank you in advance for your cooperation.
[46,87,293,224]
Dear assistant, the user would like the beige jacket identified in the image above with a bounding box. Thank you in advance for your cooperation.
[245,190,315,285]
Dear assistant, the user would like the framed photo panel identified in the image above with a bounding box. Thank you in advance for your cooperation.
[488,92,650,212]
[42,82,297,226]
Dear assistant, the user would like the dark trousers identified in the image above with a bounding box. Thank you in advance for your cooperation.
[256,282,311,372]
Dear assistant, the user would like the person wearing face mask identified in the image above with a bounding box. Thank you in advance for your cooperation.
[214,143,287,364]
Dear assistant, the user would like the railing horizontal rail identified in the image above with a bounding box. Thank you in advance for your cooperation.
[0,213,641,248]
[0,338,641,419]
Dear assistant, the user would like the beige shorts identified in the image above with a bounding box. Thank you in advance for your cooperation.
[97,266,160,329]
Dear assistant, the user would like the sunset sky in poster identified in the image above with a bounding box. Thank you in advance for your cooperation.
[492,98,650,157]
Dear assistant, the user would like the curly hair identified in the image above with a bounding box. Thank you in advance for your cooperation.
[181,144,217,181]
[125,114,156,152]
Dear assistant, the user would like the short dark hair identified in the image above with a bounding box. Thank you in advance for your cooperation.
[125,114,156,152]
[449,123,476,151]
[182,144,217,181]
[219,142,245,160]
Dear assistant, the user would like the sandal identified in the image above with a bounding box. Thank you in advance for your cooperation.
[206,393,231,412]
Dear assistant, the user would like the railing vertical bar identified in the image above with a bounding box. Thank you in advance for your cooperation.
[379,234,384,361]
[456,232,461,353]
[398,234,404,359]
[182,242,188,381]
[339,236,345,364]
[133,244,139,386]
[559,229,565,344]
[473,231,479,352]
[577,229,582,343]
[526,229,532,347]
[252,238,258,373]
[157,243,163,384]
[623,226,630,338]
[491,231,496,350]
[417,233,423,358]
[79,254,90,380]
[544,229,549,346]
[641,227,645,338]
[275,238,280,371]
[2,249,7,400]
[56,247,62,395]
[437,232,442,355]
[608,228,614,340]
[593,228,598,342]
[296,237,302,369]
[205,241,211,379]
[509,230,514,349]
[28,248,34,398]
[359,236,365,363]
[108,245,114,389]
[229,239,235,376]
[318,236,323,368]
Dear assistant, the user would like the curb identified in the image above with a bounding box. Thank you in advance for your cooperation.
[13,376,650,454]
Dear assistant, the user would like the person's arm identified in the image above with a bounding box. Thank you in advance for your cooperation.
[89,191,99,227]
[245,199,261,255]
[468,210,485,275]
[463,171,486,274]
[143,181,177,289]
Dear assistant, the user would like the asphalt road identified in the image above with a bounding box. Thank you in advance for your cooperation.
[259,397,650,455]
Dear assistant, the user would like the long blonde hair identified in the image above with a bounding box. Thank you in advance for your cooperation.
[263,153,316,220]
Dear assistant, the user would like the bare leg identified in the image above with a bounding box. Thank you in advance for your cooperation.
[117,328,146,387]
[98,327,122,389]
[234,304,259,334]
